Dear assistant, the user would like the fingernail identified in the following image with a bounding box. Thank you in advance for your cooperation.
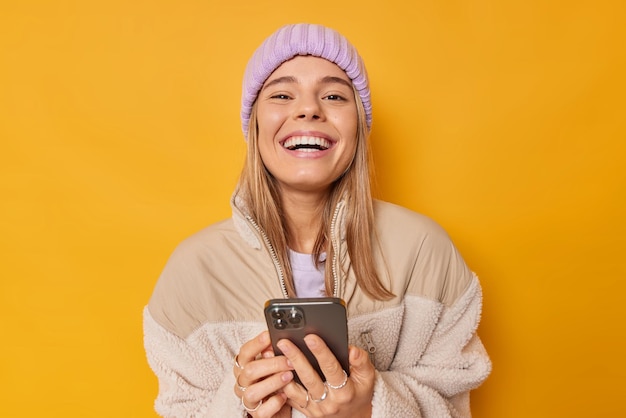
[304,335,318,348]
[282,371,293,382]
[277,340,290,354]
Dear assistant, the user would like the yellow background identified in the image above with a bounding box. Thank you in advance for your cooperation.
[1,0,625,417]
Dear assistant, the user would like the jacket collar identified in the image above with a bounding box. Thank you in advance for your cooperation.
[230,190,348,251]
[231,192,263,249]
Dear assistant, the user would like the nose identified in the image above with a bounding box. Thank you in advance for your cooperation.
[294,95,324,122]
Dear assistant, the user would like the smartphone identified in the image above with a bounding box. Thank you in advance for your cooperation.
[264,297,350,384]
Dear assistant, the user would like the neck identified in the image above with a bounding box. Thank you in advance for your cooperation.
[280,190,328,254]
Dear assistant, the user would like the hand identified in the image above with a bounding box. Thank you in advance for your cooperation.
[278,334,376,417]
[233,331,295,417]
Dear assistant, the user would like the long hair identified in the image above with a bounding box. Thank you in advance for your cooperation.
[236,86,394,301]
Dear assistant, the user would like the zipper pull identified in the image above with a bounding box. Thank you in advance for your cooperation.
[361,332,377,362]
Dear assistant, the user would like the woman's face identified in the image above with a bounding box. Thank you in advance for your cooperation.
[256,56,358,196]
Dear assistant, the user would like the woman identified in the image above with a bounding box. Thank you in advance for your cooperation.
[144,23,491,417]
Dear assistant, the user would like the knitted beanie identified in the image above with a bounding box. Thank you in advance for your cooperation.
[240,23,371,137]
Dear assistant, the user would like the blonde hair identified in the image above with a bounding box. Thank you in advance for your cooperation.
[236,87,394,301]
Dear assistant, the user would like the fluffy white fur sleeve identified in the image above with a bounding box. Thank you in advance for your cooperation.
[143,308,264,417]
[368,276,491,417]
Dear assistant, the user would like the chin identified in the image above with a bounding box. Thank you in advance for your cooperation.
[278,179,334,194]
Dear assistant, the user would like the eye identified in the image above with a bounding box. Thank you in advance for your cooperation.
[270,93,291,100]
[324,94,346,101]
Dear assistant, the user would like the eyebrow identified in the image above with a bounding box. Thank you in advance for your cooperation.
[263,76,297,90]
[262,75,353,90]
[320,76,353,89]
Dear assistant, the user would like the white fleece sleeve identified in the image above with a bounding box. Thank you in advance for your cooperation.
[370,277,491,418]
[143,307,259,418]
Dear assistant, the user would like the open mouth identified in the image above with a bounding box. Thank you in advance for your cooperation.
[282,136,331,152]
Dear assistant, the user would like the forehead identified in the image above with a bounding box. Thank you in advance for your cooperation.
[264,55,352,85]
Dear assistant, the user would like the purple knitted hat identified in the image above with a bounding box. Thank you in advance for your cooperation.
[241,23,372,137]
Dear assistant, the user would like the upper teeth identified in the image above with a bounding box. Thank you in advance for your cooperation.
[283,136,331,150]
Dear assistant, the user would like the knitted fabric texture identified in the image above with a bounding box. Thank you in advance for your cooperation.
[240,23,372,137]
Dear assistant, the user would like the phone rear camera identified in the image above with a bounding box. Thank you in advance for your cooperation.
[270,309,283,320]
[288,310,302,324]
[274,318,287,330]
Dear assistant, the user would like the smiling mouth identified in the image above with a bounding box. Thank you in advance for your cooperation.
[282,136,331,151]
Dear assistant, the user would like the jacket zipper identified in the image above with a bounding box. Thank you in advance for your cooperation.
[328,201,343,298]
[245,215,289,298]
[361,331,377,362]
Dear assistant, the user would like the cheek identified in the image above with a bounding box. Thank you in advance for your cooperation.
[341,129,359,159]
[333,109,358,136]
[256,116,282,156]
[257,134,277,165]
[342,142,358,168]
[257,105,284,133]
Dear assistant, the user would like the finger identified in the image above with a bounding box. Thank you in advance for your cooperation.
[304,334,346,385]
[347,345,376,388]
[282,381,310,411]
[236,331,271,370]
[242,391,288,417]
[243,370,294,402]
[233,332,274,385]
[261,346,276,359]
[264,392,289,415]
[237,355,294,389]
[276,339,326,399]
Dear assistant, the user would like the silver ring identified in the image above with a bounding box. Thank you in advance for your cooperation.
[326,370,348,390]
[297,390,310,409]
[241,396,262,412]
[310,384,328,403]
[236,374,247,392]
[234,354,243,370]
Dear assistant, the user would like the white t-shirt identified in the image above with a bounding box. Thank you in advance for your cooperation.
[289,249,326,297]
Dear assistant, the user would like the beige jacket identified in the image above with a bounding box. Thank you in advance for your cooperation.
[144,199,491,417]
